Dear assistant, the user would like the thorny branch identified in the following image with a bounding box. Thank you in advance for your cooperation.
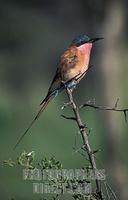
[61,95,128,200]
[80,98,128,122]
[62,88,103,200]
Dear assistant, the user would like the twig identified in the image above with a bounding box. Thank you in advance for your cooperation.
[61,115,76,121]
[80,100,128,122]
[66,88,103,200]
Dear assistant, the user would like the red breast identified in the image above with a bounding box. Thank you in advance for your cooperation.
[77,43,92,73]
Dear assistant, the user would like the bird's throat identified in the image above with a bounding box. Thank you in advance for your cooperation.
[77,43,92,55]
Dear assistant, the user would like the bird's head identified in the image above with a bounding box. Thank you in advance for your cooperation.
[71,35,103,47]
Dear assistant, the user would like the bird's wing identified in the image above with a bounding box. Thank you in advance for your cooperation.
[45,47,78,95]
[60,46,78,71]
[40,67,63,105]
[47,67,62,94]
[40,48,78,106]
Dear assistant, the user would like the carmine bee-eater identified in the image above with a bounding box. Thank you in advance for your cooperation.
[14,34,103,149]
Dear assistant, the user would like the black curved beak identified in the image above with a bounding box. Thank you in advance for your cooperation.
[89,37,104,43]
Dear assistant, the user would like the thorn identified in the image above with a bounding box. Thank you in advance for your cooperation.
[61,102,72,110]
[61,115,76,121]
[124,110,127,123]
[114,98,119,108]
[73,146,83,153]
[81,145,86,150]
[86,126,92,136]
[91,149,101,155]
[87,129,91,136]
[86,99,91,104]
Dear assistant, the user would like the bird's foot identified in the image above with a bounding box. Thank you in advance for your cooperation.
[61,80,76,91]
[61,101,72,110]
[67,81,77,90]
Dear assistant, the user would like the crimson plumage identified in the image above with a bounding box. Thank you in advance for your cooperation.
[40,42,92,105]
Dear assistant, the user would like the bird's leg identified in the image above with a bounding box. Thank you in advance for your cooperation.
[61,79,76,90]
[69,81,77,91]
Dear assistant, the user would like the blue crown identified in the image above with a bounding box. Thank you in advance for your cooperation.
[72,35,90,46]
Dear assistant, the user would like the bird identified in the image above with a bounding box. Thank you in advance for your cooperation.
[14,34,103,149]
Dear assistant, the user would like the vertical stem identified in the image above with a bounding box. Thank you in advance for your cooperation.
[66,88,103,199]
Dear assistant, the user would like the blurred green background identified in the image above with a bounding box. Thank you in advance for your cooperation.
[0,0,128,199]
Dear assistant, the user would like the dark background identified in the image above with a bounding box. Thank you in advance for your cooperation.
[0,0,128,199]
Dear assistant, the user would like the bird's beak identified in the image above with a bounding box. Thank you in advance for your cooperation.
[89,37,104,43]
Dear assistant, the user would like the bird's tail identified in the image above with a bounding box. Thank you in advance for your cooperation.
[13,94,54,150]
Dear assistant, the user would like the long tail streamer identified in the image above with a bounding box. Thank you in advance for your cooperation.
[13,96,53,150]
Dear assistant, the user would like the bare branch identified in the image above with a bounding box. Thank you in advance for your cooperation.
[65,88,103,200]
[61,115,77,121]
[80,100,128,122]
